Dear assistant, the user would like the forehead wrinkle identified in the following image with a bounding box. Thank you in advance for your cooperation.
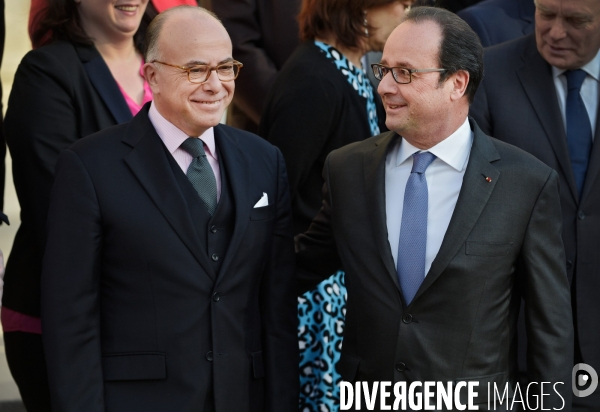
[537,0,599,17]
[535,2,552,13]
[393,61,415,68]
[382,51,427,68]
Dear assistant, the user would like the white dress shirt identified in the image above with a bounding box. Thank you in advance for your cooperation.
[386,117,473,276]
[148,102,221,200]
[552,50,600,137]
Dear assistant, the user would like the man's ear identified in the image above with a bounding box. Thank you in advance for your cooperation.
[449,69,470,102]
[143,63,160,94]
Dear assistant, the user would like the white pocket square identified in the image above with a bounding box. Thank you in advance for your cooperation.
[253,192,269,208]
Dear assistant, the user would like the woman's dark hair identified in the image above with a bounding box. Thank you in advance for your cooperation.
[298,0,398,51]
[31,0,156,51]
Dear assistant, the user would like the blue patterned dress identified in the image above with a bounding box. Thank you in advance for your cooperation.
[298,41,380,412]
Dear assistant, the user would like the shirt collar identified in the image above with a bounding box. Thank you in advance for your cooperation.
[396,117,472,172]
[552,49,600,82]
[148,101,217,158]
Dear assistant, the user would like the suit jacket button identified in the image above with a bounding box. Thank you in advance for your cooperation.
[211,253,219,261]
[210,225,217,233]
[402,313,413,324]
[213,292,220,302]
[566,260,573,270]
[396,362,407,372]
[578,211,586,220]
[206,351,213,362]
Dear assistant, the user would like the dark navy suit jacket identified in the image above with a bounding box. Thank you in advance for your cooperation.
[458,0,535,47]
[41,107,299,412]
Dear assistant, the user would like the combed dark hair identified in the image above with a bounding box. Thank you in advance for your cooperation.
[298,0,399,51]
[31,0,155,50]
[144,6,221,62]
[403,6,483,103]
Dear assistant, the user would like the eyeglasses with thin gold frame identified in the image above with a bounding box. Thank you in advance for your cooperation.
[371,63,446,84]
[152,60,244,83]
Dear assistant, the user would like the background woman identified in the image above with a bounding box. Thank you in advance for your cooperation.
[260,0,412,410]
[2,1,151,410]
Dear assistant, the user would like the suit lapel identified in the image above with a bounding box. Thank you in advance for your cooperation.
[212,125,251,284]
[363,131,402,291]
[412,121,500,303]
[123,108,216,280]
[76,44,133,125]
[515,36,579,201]
[580,104,600,202]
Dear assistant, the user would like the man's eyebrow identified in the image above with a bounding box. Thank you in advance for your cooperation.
[564,12,593,21]
[379,60,413,68]
[535,4,553,13]
[184,58,235,66]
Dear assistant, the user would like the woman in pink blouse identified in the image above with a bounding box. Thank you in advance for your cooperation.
[3,1,156,410]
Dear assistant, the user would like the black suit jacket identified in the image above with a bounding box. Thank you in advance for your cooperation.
[260,41,387,237]
[3,41,132,316]
[457,0,535,48]
[470,33,600,408]
[41,106,298,412]
[297,120,573,410]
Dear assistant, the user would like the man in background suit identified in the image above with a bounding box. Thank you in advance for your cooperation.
[458,0,535,47]
[209,0,301,132]
[470,0,600,409]
[297,6,573,410]
[41,7,298,412]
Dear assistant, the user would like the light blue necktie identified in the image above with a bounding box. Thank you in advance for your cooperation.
[565,69,593,198]
[397,152,436,305]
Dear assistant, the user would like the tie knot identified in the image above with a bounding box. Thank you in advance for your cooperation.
[180,137,207,158]
[411,151,436,174]
[566,69,587,92]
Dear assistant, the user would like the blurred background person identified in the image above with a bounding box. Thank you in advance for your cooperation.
[210,0,302,133]
[28,0,197,49]
[457,0,534,48]
[260,0,410,409]
[1,1,151,410]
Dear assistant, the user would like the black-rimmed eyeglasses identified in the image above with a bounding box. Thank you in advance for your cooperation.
[152,60,243,83]
[371,63,446,84]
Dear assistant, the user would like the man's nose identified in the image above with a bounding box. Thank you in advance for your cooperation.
[202,69,223,91]
[377,71,398,97]
[548,18,568,41]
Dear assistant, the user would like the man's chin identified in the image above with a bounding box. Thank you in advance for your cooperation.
[540,49,578,71]
[193,112,225,128]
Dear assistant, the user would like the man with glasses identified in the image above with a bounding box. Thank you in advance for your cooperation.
[470,1,600,408]
[41,6,298,412]
[297,6,572,409]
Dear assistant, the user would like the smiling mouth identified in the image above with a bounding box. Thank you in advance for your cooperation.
[547,44,570,52]
[115,5,138,12]
[387,104,405,109]
[193,99,222,105]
